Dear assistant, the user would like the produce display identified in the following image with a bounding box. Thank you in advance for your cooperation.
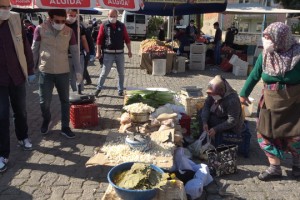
[125,90,174,109]
[140,39,174,54]
[123,103,155,114]
[164,40,180,49]
[114,163,169,190]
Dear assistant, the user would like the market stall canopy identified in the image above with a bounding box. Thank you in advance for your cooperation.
[10,0,142,10]
[224,3,300,14]
[11,7,102,14]
[133,0,227,16]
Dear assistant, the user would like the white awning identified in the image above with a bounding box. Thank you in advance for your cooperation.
[224,3,300,14]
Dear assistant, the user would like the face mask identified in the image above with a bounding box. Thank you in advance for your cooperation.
[0,9,11,20]
[212,95,222,101]
[52,22,65,31]
[190,23,194,27]
[108,17,117,24]
[262,37,274,53]
[67,16,77,24]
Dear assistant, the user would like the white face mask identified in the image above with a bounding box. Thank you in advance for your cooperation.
[52,22,65,31]
[262,37,274,53]
[0,9,11,20]
[108,17,117,24]
[67,16,77,24]
[212,95,222,101]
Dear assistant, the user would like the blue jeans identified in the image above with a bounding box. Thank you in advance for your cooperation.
[96,53,125,92]
[214,41,221,65]
[39,73,70,128]
[0,83,28,158]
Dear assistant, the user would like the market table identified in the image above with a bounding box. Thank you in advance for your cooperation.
[140,52,177,74]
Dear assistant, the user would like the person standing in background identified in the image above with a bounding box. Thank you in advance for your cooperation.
[32,9,82,139]
[0,0,35,172]
[213,22,222,66]
[94,9,132,97]
[66,9,89,92]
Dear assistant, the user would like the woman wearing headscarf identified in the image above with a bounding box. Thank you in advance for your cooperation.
[201,75,244,145]
[240,22,300,181]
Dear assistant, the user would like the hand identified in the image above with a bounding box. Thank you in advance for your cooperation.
[203,123,209,132]
[208,128,216,137]
[128,51,132,58]
[96,51,102,59]
[240,96,251,106]
[76,73,83,83]
[28,74,36,84]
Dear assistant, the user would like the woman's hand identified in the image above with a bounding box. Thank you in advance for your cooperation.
[240,96,251,106]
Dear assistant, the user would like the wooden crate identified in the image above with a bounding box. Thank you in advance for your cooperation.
[180,94,206,116]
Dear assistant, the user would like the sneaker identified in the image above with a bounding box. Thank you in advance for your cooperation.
[0,157,8,173]
[94,89,101,98]
[118,91,124,96]
[18,138,33,151]
[61,127,75,139]
[258,170,282,181]
[41,120,51,135]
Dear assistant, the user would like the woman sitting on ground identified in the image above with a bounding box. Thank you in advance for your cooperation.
[199,75,244,146]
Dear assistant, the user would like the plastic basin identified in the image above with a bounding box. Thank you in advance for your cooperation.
[107,162,164,200]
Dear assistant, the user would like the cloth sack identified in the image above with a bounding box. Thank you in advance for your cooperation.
[206,144,238,177]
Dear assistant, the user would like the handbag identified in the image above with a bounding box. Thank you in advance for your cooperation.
[206,144,238,177]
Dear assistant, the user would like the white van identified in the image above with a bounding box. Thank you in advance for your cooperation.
[121,11,148,39]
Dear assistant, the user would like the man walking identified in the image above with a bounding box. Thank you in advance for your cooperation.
[94,9,132,97]
[32,9,82,138]
[0,0,35,172]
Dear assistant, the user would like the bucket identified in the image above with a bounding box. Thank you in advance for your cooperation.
[152,59,166,76]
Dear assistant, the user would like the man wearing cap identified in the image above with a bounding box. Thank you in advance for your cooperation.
[200,75,243,145]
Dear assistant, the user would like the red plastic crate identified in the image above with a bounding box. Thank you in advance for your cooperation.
[179,113,191,135]
[70,103,99,128]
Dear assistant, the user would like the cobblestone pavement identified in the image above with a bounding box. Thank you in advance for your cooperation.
[0,41,299,200]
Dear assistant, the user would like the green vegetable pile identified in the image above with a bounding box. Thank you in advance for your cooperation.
[126,90,174,108]
[114,163,169,190]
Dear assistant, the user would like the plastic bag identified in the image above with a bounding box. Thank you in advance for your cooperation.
[188,131,214,159]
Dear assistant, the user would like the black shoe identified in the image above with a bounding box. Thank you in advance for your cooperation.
[258,170,282,181]
[118,91,124,96]
[292,166,300,178]
[84,81,92,85]
[61,127,75,139]
[41,120,51,135]
[94,89,101,97]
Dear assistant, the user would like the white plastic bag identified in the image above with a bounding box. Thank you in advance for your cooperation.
[188,131,214,159]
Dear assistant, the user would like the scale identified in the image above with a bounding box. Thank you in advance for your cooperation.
[125,116,152,152]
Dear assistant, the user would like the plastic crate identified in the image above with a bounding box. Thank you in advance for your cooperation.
[189,53,205,62]
[70,103,99,128]
[232,65,248,76]
[189,60,205,71]
[190,43,206,54]
[179,113,191,135]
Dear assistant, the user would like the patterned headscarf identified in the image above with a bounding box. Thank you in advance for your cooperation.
[262,22,300,76]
